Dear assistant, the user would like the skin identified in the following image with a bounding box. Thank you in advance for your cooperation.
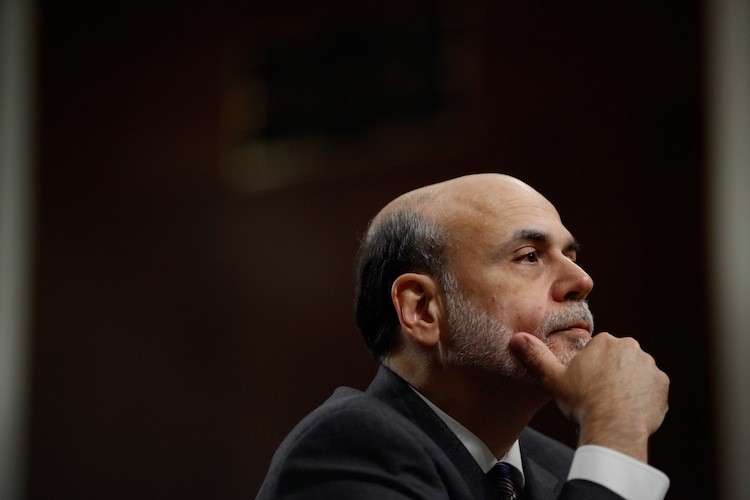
[378,173,669,463]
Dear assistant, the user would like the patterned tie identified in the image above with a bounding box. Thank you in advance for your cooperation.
[487,461,518,500]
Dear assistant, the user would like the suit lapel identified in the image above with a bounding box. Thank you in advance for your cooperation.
[520,441,563,500]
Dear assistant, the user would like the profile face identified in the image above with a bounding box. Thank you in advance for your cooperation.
[439,176,594,369]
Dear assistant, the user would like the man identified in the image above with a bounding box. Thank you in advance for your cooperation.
[257,174,670,499]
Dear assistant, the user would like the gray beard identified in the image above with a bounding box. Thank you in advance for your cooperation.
[441,273,594,378]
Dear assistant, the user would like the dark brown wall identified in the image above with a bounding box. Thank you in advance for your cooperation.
[32,2,711,498]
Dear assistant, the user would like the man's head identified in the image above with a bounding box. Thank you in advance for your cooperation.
[355,173,594,378]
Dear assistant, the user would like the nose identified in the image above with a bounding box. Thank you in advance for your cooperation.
[553,257,594,302]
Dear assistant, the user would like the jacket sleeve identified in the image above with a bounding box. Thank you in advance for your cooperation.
[558,479,626,499]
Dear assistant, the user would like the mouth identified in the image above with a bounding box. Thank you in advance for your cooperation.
[549,322,592,336]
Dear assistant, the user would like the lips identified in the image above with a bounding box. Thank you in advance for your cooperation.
[550,322,592,335]
[536,303,595,338]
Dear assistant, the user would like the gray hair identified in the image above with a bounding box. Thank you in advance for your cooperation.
[354,209,449,359]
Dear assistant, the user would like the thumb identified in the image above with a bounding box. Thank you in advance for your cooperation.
[509,332,565,385]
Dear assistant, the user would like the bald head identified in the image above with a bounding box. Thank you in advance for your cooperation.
[372,174,554,236]
[356,173,560,359]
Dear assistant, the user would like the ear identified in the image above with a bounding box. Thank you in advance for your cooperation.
[391,273,443,347]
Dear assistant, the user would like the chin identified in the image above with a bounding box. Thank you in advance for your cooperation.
[548,336,588,366]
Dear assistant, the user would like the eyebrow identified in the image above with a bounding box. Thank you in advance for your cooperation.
[511,229,581,253]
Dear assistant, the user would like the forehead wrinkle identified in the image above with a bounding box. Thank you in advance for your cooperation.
[443,190,558,238]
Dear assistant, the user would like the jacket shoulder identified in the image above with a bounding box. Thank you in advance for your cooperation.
[257,386,457,499]
[267,385,438,462]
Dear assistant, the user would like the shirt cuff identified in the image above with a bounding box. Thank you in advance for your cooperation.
[567,445,670,500]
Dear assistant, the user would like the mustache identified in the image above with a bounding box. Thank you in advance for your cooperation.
[535,302,594,337]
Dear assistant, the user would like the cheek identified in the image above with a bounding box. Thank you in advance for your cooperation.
[495,298,547,333]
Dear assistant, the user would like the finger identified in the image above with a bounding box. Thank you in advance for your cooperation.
[509,332,565,384]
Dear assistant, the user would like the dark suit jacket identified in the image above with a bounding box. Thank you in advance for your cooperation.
[257,365,623,499]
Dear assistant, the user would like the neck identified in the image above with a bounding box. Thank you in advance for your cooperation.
[391,360,549,458]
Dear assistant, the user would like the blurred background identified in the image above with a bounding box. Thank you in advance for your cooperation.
[1,0,748,498]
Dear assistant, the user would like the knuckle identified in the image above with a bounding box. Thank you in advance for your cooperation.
[593,331,611,342]
[643,352,656,366]
[591,332,615,347]
[623,337,641,349]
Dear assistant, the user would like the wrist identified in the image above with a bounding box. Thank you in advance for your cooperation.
[577,414,650,463]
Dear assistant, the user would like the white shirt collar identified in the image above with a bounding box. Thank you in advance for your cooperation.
[410,387,525,488]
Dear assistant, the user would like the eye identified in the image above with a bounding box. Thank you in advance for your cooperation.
[517,251,539,263]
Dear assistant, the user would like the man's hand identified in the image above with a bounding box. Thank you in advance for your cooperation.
[509,332,669,463]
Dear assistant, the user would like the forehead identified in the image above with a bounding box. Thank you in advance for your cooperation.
[440,182,572,252]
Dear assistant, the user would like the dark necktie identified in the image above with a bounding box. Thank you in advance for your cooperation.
[487,461,519,500]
